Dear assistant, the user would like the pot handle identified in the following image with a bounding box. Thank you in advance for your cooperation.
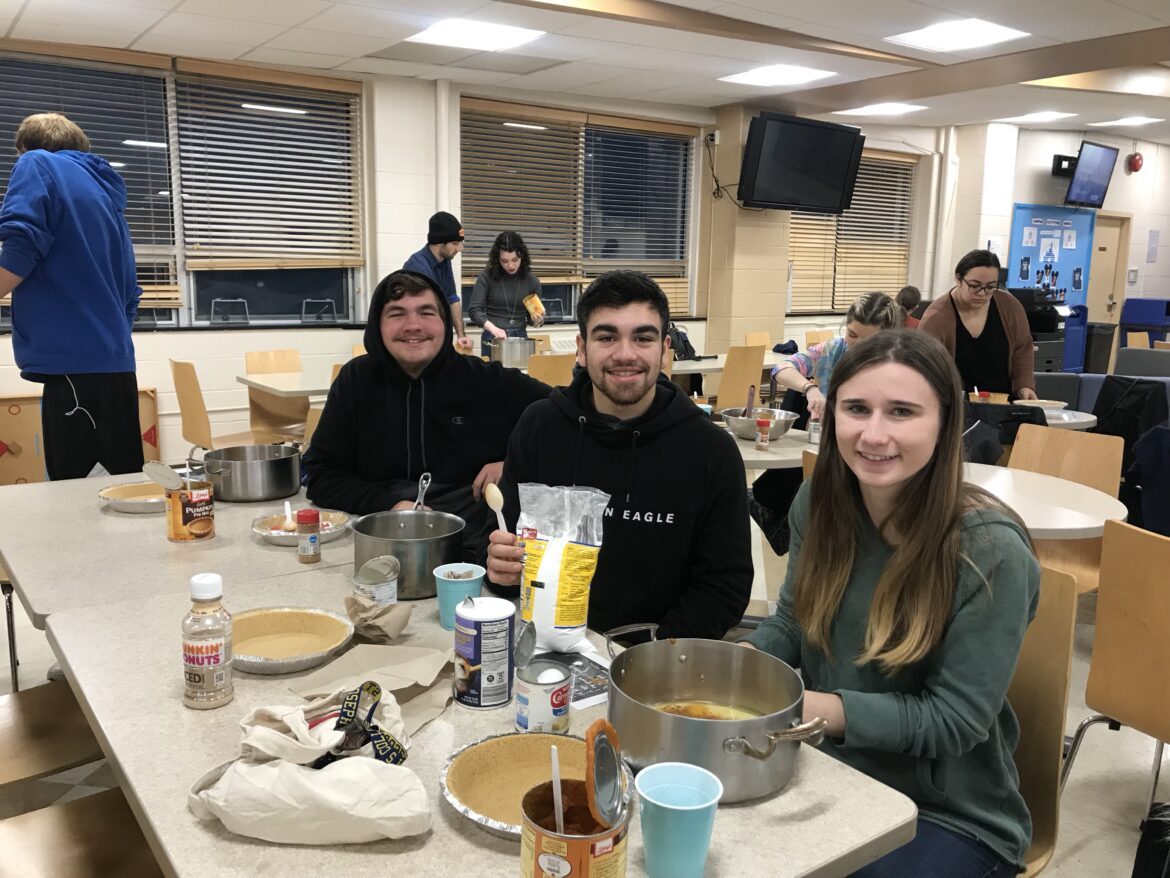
[203,459,229,476]
[602,623,659,660]
[186,444,226,476]
[723,716,828,760]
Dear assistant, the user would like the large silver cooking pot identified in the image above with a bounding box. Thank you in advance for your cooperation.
[201,445,300,502]
[351,510,465,600]
[488,337,536,368]
[605,624,826,803]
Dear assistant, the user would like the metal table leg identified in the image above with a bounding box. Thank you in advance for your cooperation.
[2,581,17,693]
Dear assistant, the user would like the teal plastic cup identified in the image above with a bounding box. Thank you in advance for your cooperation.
[635,762,723,878]
[434,563,485,630]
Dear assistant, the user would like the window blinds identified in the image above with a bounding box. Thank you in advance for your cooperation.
[787,154,916,314]
[175,75,362,268]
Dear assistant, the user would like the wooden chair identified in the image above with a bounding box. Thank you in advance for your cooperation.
[530,334,552,355]
[170,360,282,452]
[805,329,835,346]
[303,407,323,448]
[801,449,817,481]
[244,349,308,442]
[1062,522,1170,827]
[352,343,366,357]
[331,362,343,383]
[661,355,673,380]
[0,787,162,876]
[744,330,770,348]
[1008,567,1078,877]
[712,345,765,412]
[1008,423,1123,593]
[1155,340,1170,351]
[0,681,104,788]
[1125,331,1151,350]
[527,353,576,387]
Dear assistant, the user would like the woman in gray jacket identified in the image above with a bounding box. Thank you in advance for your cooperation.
[468,231,543,357]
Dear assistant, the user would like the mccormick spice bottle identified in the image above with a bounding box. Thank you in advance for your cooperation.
[754,418,771,452]
[182,573,233,710]
[296,508,322,564]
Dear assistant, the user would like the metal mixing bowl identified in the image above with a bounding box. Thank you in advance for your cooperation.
[720,407,799,440]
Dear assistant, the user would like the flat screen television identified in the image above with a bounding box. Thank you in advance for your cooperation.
[737,112,865,214]
[1064,140,1119,208]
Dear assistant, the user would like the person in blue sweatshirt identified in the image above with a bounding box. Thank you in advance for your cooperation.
[0,112,143,480]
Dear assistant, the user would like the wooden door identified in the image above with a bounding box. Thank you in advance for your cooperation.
[1086,216,1125,325]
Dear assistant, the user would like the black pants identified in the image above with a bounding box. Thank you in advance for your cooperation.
[39,372,144,480]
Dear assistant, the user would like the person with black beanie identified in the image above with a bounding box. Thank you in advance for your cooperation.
[403,211,471,351]
[305,269,551,560]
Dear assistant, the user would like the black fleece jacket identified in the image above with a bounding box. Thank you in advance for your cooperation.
[484,370,753,639]
[304,272,550,556]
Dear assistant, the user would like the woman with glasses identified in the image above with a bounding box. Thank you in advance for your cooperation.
[919,250,1037,400]
[468,231,544,358]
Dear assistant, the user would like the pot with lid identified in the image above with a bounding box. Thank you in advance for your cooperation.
[604,623,826,803]
[487,337,536,368]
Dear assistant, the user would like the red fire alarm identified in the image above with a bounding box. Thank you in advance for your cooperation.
[1127,152,1144,173]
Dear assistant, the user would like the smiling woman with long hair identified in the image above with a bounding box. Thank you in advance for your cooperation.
[467,231,543,357]
[744,330,1040,877]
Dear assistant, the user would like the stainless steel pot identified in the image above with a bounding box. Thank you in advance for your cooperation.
[351,510,465,600]
[201,445,300,502]
[488,337,536,368]
[605,624,826,803]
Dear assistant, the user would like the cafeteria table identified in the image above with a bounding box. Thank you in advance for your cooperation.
[47,566,918,878]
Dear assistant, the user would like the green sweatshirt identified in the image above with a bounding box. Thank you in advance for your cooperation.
[747,482,1040,866]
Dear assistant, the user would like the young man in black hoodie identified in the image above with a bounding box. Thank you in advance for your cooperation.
[485,271,753,639]
[305,269,550,559]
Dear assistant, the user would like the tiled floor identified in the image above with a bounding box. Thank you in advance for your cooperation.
[1,568,1164,876]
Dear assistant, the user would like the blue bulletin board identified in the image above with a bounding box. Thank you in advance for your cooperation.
[1007,203,1097,307]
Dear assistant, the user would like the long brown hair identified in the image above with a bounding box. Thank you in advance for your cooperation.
[794,330,1028,671]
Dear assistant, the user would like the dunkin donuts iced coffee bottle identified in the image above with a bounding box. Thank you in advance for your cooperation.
[182,573,234,709]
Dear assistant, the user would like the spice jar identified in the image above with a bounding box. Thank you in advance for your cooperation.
[296,508,321,564]
[754,418,771,451]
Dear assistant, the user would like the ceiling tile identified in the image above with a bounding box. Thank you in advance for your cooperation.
[80,0,181,9]
[0,19,11,37]
[726,0,938,37]
[498,61,642,90]
[240,47,353,68]
[336,56,450,77]
[419,66,515,84]
[588,46,746,77]
[450,51,562,74]
[19,0,163,31]
[174,0,329,25]
[911,0,1163,42]
[568,70,707,97]
[265,28,393,56]
[367,42,477,64]
[464,1,589,32]
[523,34,627,61]
[10,18,142,46]
[299,4,430,40]
[339,0,487,15]
[131,31,248,58]
[1111,0,1170,24]
[147,11,285,43]
[0,0,21,12]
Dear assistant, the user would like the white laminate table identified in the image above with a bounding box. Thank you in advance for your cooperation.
[734,428,814,470]
[236,352,790,398]
[962,463,1127,539]
[0,475,353,629]
[47,567,917,878]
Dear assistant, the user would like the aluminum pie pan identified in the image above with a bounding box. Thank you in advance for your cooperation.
[251,508,351,547]
[439,731,633,840]
[97,481,167,514]
[232,606,354,675]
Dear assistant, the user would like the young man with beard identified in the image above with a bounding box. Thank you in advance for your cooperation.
[484,271,752,639]
[305,269,550,559]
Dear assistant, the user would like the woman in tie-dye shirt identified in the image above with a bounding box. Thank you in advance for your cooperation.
[772,292,905,421]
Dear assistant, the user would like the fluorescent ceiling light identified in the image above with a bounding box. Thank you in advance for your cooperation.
[503,122,547,130]
[834,103,927,116]
[719,64,835,87]
[886,18,1029,53]
[993,111,1076,123]
[1127,75,1166,96]
[1087,116,1165,127]
[108,161,126,167]
[241,103,307,115]
[123,139,167,148]
[406,18,544,51]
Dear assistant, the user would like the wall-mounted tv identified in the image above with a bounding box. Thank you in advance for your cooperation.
[737,112,865,214]
[1064,140,1119,209]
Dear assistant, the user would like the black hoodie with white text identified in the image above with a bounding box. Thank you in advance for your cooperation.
[484,369,753,639]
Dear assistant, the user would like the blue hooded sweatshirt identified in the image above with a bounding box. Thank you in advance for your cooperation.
[0,149,140,375]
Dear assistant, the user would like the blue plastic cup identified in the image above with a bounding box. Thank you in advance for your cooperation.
[635,762,723,878]
[434,563,485,630]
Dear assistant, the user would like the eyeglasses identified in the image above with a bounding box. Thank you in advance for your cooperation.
[962,279,999,294]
